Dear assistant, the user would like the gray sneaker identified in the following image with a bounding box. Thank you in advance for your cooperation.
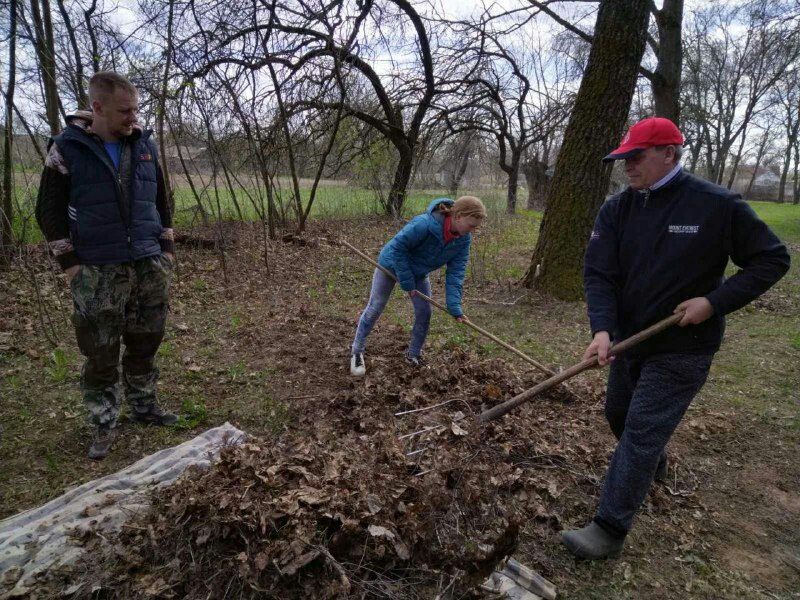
[88,426,118,460]
[350,352,366,377]
[404,352,427,367]
[130,405,179,426]
[560,522,624,560]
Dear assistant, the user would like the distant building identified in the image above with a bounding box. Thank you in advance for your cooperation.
[162,145,210,171]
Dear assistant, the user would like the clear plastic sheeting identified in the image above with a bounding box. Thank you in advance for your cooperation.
[481,557,557,600]
[0,423,246,598]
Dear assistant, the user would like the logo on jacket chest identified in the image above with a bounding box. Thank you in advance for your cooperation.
[139,153,153,162]
[668,224,700,234]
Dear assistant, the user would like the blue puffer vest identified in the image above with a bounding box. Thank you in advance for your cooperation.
[55,125,162,265]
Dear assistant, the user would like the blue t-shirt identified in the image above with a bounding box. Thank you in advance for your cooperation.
[104,142,121,170]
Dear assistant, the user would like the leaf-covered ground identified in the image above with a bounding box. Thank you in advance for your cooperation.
[1,215,798,599]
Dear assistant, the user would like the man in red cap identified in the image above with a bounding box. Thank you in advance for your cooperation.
[560,117,790,559]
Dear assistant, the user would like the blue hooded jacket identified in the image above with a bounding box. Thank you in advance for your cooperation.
[378,198,472,317]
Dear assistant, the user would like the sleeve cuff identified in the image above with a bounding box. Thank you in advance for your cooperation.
[160,238,176,254]
[56,251,79,270]
[590,321,614,338]
[704,293,724,317]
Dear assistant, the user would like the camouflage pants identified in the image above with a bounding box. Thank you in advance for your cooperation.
[71,255,172,428]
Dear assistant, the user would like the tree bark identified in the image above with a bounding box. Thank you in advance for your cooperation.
[726,130,748,190]
[157,0,175,214]
[744,130,769,199]
[55,0,88,107]
[524,155,549,211]
[651,0,684,122]
[30,0,61,135]
[447,135,472,197]
[524,0,651,300]
[778,148,792,203]
[793,143,799,205]
[505,158,520,215]
[83,0,100,73]
[388,145,414,216]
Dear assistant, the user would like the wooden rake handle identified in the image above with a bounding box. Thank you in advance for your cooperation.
[341,239,556,377]
[478,312,684,423]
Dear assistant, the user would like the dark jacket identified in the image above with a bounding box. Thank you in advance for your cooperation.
[36,112,174,269]
[584,169,790,356]
[378,198,472,317]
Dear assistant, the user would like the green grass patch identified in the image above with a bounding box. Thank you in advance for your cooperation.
[46,347,74,384]
[158,341,177,361]
[747,201,800,243]
[175,396,209,429]
[789,331,800,351]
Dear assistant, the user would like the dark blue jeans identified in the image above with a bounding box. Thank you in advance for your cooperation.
[352,268,432,358]
[595,353,713,537]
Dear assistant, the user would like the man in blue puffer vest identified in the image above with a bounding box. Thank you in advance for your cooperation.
[36,72,178,459]
[560,117,790,559]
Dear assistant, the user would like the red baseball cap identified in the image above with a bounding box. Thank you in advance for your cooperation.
[603,117,684,162]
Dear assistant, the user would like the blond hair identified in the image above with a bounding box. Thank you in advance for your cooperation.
[436,195,486,220]
[88,71,138,105]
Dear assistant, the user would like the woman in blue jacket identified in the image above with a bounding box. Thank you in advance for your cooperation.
[350,196,486,376]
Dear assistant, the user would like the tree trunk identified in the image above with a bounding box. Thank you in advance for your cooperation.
[744,130,769,199]
[506,158,520,215]
[726,130,748,190]
[1,0,18,268]
[793,143,799,205]
[448,139,471,197]
[777,148,791,203]
[84,0,100,73]
[388,146,413,216]
[652,0,684,122]
[30,0,61,135]
[55,0,88,107]
[524,157,550,211]
[524,0,651,300]
[157,0,175,214]
[267,62,305,230]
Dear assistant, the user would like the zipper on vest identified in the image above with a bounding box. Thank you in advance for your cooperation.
[643,188,651,208]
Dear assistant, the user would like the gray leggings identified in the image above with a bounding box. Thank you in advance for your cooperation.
[351,268,432,358]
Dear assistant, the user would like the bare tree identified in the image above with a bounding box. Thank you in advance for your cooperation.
[54,0,88,107]
[28,0,61,134]
[774,68,800,203]
[1,0,19,267]
[174,0,452,216]
[742,122,774,198]
[83,0,99,73]
[155,0,176,211]
[682,2,799,185]
[437,10,570,214]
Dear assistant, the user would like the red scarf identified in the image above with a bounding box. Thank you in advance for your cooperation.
[443,214,460,244]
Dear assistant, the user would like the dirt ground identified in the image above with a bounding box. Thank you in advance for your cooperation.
[1,218,798,599]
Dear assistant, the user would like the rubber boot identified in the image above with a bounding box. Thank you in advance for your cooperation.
[560,522,624,560]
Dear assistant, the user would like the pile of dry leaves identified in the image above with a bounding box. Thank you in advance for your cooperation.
[54,348,605,599]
